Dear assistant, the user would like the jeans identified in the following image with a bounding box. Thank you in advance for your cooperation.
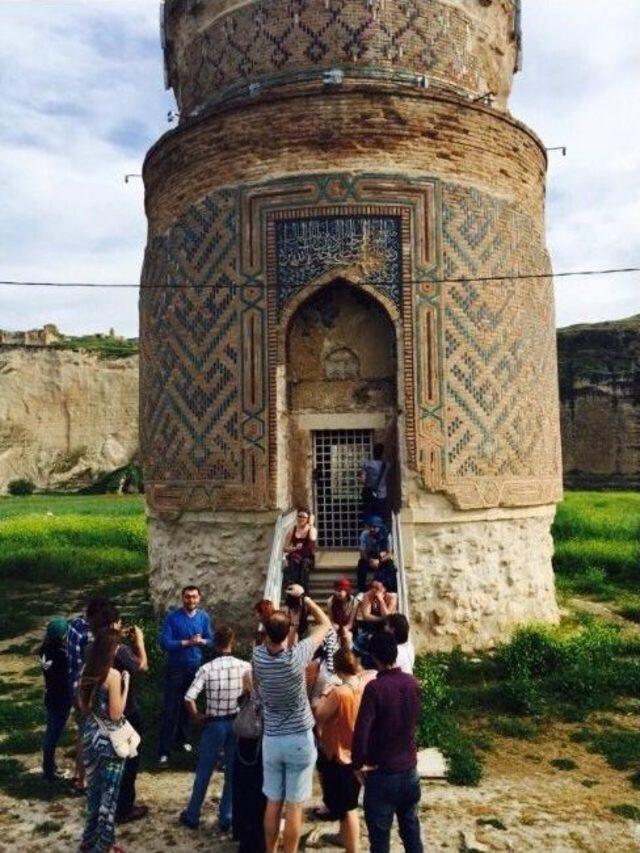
[42,700,71,779]
[158,666,197,757]
[116,707,142,819]
[184,716,236,828]
[363,769,423,853]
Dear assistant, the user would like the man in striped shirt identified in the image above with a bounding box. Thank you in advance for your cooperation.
[179,626,250,833]
[253,584,331,853]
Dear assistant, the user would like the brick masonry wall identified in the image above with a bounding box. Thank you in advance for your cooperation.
[163,0,518,115]
[145,90,545,236]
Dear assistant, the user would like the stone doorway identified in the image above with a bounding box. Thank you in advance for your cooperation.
[283,281,399,532]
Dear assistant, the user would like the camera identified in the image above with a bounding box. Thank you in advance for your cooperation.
[285,593,302,610]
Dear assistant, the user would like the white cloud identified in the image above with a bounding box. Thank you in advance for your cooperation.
[0,0,638,334]
[511,0,640,327]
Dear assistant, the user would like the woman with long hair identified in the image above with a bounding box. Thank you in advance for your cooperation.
[312,633,365,853]
[77,628,130,853]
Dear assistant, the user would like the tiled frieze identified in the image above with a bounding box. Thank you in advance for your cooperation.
[140,171,561,515]
[163,0,517,115]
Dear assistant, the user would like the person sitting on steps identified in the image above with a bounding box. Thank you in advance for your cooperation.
[283,508,317,593]
[327,577,358,633]
[356,517,397,594]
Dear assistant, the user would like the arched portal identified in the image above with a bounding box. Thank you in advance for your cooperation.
[282,280,399,547]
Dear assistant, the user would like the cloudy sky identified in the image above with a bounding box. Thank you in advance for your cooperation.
[0,0,638,337]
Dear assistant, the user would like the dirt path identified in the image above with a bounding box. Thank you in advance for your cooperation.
[1,721,638,852]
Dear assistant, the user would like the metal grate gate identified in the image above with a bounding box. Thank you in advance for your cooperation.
[312,429,373,548]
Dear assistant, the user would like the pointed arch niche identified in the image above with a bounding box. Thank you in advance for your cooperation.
[276,279,402,527]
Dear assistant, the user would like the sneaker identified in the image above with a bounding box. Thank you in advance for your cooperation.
[158,755,169,767]
[182,743,193,753]
[179,811,199,830]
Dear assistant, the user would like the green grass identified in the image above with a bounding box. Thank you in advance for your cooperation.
[491,717,538,739]
[51,334,138,360]
[553,491,640,602]
[550,758,578,771]
[610,804,640,821]
[553,492,640,541]
[0,494,144,518]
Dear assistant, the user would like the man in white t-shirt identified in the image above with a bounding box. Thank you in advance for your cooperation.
[384,613,415,674]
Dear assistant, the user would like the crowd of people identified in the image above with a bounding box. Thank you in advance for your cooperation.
[38,576,421,853]
[36,444,422,852]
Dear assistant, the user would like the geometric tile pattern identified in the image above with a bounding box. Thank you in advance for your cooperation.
[165,0,508,115]
[140,188,268,513]
[438,183,562,509]
[140,172,561,515]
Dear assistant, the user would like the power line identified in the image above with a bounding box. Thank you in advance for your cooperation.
[0,266,638,290]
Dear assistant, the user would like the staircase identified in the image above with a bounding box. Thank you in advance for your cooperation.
[264,510,408,616]
[307,550,359,603]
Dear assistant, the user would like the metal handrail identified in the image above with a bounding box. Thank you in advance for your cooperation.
[264,509,296,608]
[392,511,409,616]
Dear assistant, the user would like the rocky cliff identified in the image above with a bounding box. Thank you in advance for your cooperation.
[558,315,640,490]
[0,346,138,492]
[1,315,637,493]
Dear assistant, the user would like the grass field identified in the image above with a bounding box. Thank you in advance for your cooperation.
[552,491,640,612]
[0,490,639,797]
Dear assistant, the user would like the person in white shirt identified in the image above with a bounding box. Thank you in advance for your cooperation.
[179,626,250,833]
[384,613,415,675]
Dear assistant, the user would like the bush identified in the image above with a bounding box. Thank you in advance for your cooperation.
[495,626,562,680]
[492,717,538,739]
[7,479,35,496]
[414,656,483,786]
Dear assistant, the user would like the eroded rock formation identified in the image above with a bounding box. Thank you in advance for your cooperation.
[0,347,138,492]
[558,315,640,490]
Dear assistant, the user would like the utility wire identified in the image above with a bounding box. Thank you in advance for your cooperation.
[0,266,638,290]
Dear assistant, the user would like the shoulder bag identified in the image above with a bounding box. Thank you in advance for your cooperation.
[93,713,141,759]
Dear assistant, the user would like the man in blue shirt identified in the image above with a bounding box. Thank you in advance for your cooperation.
[158,585,213,765]
[357,517,397,593]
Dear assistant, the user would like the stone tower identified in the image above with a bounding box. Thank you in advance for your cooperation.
[141,0,562,650]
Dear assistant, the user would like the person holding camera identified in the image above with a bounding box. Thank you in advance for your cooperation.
[253,584,331,853]
[77,628,131,853]
[85,601,149,824]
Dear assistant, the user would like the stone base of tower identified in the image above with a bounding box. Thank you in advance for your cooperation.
[403,499,560,653]
[147,510,278,633]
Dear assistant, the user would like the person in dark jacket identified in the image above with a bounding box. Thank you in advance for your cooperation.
[352,631,423,853]
[40,617,71,781]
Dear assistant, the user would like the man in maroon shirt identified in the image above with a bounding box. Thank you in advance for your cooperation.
[352,631,423,852]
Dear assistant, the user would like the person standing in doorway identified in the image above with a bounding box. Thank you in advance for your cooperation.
[180,626,250,833]
[359,443,389,524]
[253,584,331,853]
[283,508,317,593]
[158,585,213,765]
[352,631,423,853]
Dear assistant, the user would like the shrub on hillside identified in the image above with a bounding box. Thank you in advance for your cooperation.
[7,479,35,497]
